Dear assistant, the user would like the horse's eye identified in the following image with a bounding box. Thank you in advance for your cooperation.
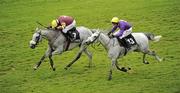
[36,36,39,39]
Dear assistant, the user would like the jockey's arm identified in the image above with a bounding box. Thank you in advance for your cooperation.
[114,24,126,37]
[61,22,66,28]
[108,25,117,35]
[56,22,66,30]
[114,29,125,37]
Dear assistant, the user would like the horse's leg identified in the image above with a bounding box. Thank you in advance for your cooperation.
[115,60,130,72]
[64,45,87,70]
[143,53,149,64]
[108,58,117,80]
[33,47,51,70]
[84,49,92,68]
[33,55,46,70]
[64,50,83,70]
[49,54,56,71]
[49,46,64,71]
[146,50,163,62]
[112,49,130,72]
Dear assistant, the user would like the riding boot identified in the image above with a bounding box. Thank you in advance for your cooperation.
[117,38,126,47]
[117,37,128,55]
[67,27,80,43]
[66,31,73,39]
[117,38,128,48]
[124,38,132,50]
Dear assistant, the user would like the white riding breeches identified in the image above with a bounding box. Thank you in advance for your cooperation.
[113,27,132,39]
[62,20,76,33]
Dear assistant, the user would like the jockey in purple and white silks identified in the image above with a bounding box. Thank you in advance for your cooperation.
[108,17,132,39]
[108,17,134,49]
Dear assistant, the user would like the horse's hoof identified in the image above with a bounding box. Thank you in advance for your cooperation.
[159,58,163,62]
[143,61,149,64]
[64,67,68,70]
[33,66,37,70]
[108,76,112,81]
[128,67,131,70]
[121,67,127,72]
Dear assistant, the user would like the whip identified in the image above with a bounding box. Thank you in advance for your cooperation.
[36,21,48,28]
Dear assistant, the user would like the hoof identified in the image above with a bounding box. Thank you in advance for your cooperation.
[158,58,163,62]
[33,66,38,70]
[128,67,131,70]
[108,76,112,81]
[143,60,149,64]
[53,68,56,71]
[64,67,68,70]
[121,67,127,72]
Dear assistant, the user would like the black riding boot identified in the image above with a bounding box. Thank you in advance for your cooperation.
[117,38,126,47]
[117,37,131,50]
[67,27,80,42]
[116,37,129,55]
[124,39,131,49]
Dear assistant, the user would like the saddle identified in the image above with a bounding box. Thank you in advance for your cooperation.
[67,27,80,42]
[117,34,137,55]
[64,27,81,51]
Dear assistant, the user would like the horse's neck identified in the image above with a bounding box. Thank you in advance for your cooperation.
[99,33,111,50]
[41,30,50,38]
[41,29,63,42]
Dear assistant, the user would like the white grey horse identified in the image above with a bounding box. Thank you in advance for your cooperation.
[29,27,93,71]
[85,30,163,80]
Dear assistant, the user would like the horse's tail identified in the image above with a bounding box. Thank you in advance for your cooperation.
[144,33,162,42]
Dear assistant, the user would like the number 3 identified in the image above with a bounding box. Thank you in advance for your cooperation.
[127,38,135,44]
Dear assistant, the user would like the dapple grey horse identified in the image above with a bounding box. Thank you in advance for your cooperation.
[85,30,163,80]
[29,26,93,71]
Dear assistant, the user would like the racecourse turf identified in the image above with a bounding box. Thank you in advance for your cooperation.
[0,0,180,93]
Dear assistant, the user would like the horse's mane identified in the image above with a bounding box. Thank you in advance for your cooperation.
[91,28,109,34]
[42,28,65,36]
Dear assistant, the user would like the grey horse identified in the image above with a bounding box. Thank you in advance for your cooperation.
[85,30,163,80]
[29,27,93,71]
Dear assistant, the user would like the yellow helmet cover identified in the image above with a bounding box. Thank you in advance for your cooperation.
[111,17,119,23]
[51,20,58,28]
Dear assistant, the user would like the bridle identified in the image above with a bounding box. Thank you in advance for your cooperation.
[35,31,41,45]
[90,32,101,44]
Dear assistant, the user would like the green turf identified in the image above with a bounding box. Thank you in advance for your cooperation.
[0,0,180,93]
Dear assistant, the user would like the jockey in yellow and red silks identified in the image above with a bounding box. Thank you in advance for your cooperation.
[49,15,80,42]
[50,15,76,34]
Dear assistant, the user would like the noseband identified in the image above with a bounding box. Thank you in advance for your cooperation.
[35,32,41,45]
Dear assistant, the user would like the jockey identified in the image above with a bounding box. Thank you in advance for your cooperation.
[49,15,79,41]
[108,17,133,49]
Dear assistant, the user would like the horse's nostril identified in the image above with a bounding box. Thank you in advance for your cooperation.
[85,41,89,43]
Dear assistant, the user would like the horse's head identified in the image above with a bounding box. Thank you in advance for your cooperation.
[85,31,100,45]
[29,28,42,49]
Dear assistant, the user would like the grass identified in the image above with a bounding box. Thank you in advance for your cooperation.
[0,0,180,93]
